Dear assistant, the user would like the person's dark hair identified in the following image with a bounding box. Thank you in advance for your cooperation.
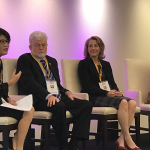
[0,28,11,42]
[84,36,105,60]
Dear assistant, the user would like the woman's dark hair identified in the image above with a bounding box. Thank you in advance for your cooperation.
[0,28,11,42]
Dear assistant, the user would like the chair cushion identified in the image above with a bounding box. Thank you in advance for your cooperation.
[2,58,18,95]
[33,111,73,119]
[92,107,117,115]
[140,104,150,111]
[0,117,18,125]
[61,59,82,92]
[135,106,141,112]
[66,111,73,118]
[92,106,140,115]
[33,111,52,119]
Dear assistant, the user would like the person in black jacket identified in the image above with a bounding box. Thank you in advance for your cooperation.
[0,28,34,150]
[78,36,141,150]
[16,31,92,150]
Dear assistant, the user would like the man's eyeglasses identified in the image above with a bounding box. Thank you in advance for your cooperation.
[0,40,10,45]
[33,44,48,48]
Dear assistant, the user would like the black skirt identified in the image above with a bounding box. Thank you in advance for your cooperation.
[0,107,23,121]
[94,96,132,109]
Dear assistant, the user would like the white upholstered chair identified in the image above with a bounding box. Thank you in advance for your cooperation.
[2,58,73,150]
[61,59,141,150]
[0,59,20,150]
[124,58,150,142]
[0,116,18,150]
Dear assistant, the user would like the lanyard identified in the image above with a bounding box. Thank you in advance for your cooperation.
[31,53,50,79]
[94,62,102,82]
[0,59,2,84]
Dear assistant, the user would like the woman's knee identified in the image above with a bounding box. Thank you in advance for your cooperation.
[29,106,34,115]
[128,100,136,109]
[23,106,34,119]
[119,99,128,110]
[30,106,35,115]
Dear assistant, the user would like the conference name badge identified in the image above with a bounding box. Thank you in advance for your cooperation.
[99,81,110,91]
[46,80,59,94]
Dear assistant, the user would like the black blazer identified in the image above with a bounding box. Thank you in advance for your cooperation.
[17,53,68,104]
[0,83,9,105]
[78,58,119,104]
[0,61,9,105]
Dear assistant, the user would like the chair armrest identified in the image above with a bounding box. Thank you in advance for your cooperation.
[73,93,89,100]
[9,95,26,101]
[126,90,142,106]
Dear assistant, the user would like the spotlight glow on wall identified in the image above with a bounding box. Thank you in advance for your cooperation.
[81,0,105,27]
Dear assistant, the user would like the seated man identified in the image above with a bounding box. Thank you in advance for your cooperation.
[16,31,92,150]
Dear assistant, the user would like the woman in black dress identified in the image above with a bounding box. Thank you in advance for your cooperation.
[78,36,141,150]
[0,28,34,150]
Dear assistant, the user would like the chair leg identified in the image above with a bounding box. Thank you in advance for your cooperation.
[102,117,107,150]
[44,123,51,150]
[30,127,35,149]
[66,123,71,138]
[40,125,45,150]
[96,119,102,144]
[148,115,150,146]
[135,114,140,146]
[2,128,10,150]
[40,124,51,150]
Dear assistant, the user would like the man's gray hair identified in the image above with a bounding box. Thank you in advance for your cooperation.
[29,31,48,44]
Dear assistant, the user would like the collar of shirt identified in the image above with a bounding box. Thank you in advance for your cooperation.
[37,58,44,62]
